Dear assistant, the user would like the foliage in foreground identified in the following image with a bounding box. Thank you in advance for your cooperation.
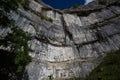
[0,0,31,80]
[85,50,120,80]
[74,50,120,80]
[0,0,29,27]
[2,27,32,73]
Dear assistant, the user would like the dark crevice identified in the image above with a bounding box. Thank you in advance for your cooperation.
[61,14,75,44]
[61,14,66,43]
[61,14,70,44]
[65,29,73,42]
[89,14,120,29]
[34,36,68,47]
[75,40,98,48]
[107,7,120,16]
[61,14,81,56]
[70,9,102,16]
[74,30,120,48]
[95,31,105,41]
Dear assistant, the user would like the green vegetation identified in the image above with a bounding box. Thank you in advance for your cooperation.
[0,27,32,80]
[41,15,53,22]
[73,50,120,80]
[0,0,31,80]
[48,74,54,80]
[85,50,120,80]
[3,27,32,73]
[0,0,29,27]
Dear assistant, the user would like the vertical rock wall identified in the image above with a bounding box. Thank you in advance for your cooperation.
[1,0,120,80]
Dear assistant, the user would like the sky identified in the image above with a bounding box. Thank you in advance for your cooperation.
[42,0,94,9]
[85,0,94,4]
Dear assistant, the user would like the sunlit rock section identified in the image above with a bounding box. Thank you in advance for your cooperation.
[1,0,119,80]
[45,10,63,26]
[63,14,82,26]
[28,39,75,62]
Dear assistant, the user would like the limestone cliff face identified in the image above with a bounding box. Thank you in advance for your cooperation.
[2,0,120,79]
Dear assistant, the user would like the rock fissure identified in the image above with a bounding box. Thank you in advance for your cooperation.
[1,0,120,80]
[20,0,120,79]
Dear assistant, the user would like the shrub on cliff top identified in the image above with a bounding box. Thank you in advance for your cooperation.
[41,15,53,22]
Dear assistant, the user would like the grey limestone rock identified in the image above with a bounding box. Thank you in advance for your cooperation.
[1,0,120,80]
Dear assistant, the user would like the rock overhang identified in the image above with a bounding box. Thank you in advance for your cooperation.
[1,0,120,80]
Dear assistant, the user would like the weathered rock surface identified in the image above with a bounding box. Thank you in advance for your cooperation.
[1,0,120,80]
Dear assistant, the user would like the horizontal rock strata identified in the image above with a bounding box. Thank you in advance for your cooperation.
[1,0,120,80]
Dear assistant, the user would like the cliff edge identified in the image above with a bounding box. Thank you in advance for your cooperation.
[1,0,120,80]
